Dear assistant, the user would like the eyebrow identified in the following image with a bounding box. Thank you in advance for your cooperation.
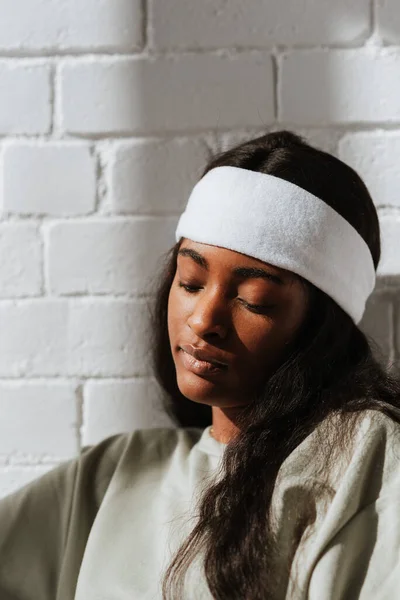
[177,248,285,286]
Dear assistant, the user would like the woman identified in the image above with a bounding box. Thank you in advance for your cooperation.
[1,130,400,600]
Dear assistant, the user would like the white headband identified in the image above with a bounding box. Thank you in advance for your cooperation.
[175,166,376,324]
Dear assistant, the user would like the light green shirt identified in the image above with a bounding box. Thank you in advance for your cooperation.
[0,411,400,599]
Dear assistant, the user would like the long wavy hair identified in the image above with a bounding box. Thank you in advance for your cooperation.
[147,131,400,599]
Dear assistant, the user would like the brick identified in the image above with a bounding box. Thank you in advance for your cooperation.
[0,300,69,377]
[67,300,151,377]
[0,466,54,499]
[82,379,175,445]
[0,62,51,134]
[109,139,208,214]
[60,54,274,135]
[46,218,177,295]
[0,222,42,297]
[2,142,96,216]
[376,0,400,44]
[280,49,400,124]
[378,216,400,277]
[0,0,143,52]
[358,294,392,363]
[338,133,400,209]
[0,299,152,377]
[0,382,78,460]
[150,0,370,49]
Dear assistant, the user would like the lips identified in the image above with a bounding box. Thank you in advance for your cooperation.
[180,348,227,378]
[180,344,229,369]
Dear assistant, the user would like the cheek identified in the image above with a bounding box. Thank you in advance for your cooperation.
[244,291,308,357]
[235,318,275,363]
[235,317,291,374]
[167,285,185,342]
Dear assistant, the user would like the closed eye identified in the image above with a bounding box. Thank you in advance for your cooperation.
[178,282,275,314]
[178,283,201,293]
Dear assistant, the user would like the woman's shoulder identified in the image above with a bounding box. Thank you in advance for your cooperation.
[79,426,186,494]
[0,426,192,600]
[79,425,206,497]
[0,426,187,521]
[302,411,400,599]
[280,408,400,501]
[326,408,400,489]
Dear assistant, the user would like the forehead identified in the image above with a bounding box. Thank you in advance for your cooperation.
[178,239,295,282]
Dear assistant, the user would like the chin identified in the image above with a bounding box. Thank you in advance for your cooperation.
[176,373,227,405]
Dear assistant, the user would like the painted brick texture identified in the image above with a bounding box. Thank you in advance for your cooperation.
[0,0,143,53]
[60,54,275,135]
[2,142,96,215]
[0,62,51,134]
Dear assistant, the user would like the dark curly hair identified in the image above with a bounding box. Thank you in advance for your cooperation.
[146,131,400,599]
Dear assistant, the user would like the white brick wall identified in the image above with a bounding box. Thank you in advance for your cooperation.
[0,0,143,53]
[0,0,399,497]
[0,381,78,459]
[149,0,371,49]
[0,222,42,296]
[0,62,51,134]
[46,217,177,294]
[108,138,208,214]
[59,54,275,135]
[280,49,400,124]
[377,0,400,43]
[338,133,400,209]
[82,379,173,446]
[2,142,96,215]
[379,217,400,275]
[0,299,151,377]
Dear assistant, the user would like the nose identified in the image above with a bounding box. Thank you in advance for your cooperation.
[187,289,229,340]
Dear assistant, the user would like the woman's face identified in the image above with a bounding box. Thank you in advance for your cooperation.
[167,239,310,409]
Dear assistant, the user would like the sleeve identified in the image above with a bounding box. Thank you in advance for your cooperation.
[308,490,400,600]
[0,433,128,600]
